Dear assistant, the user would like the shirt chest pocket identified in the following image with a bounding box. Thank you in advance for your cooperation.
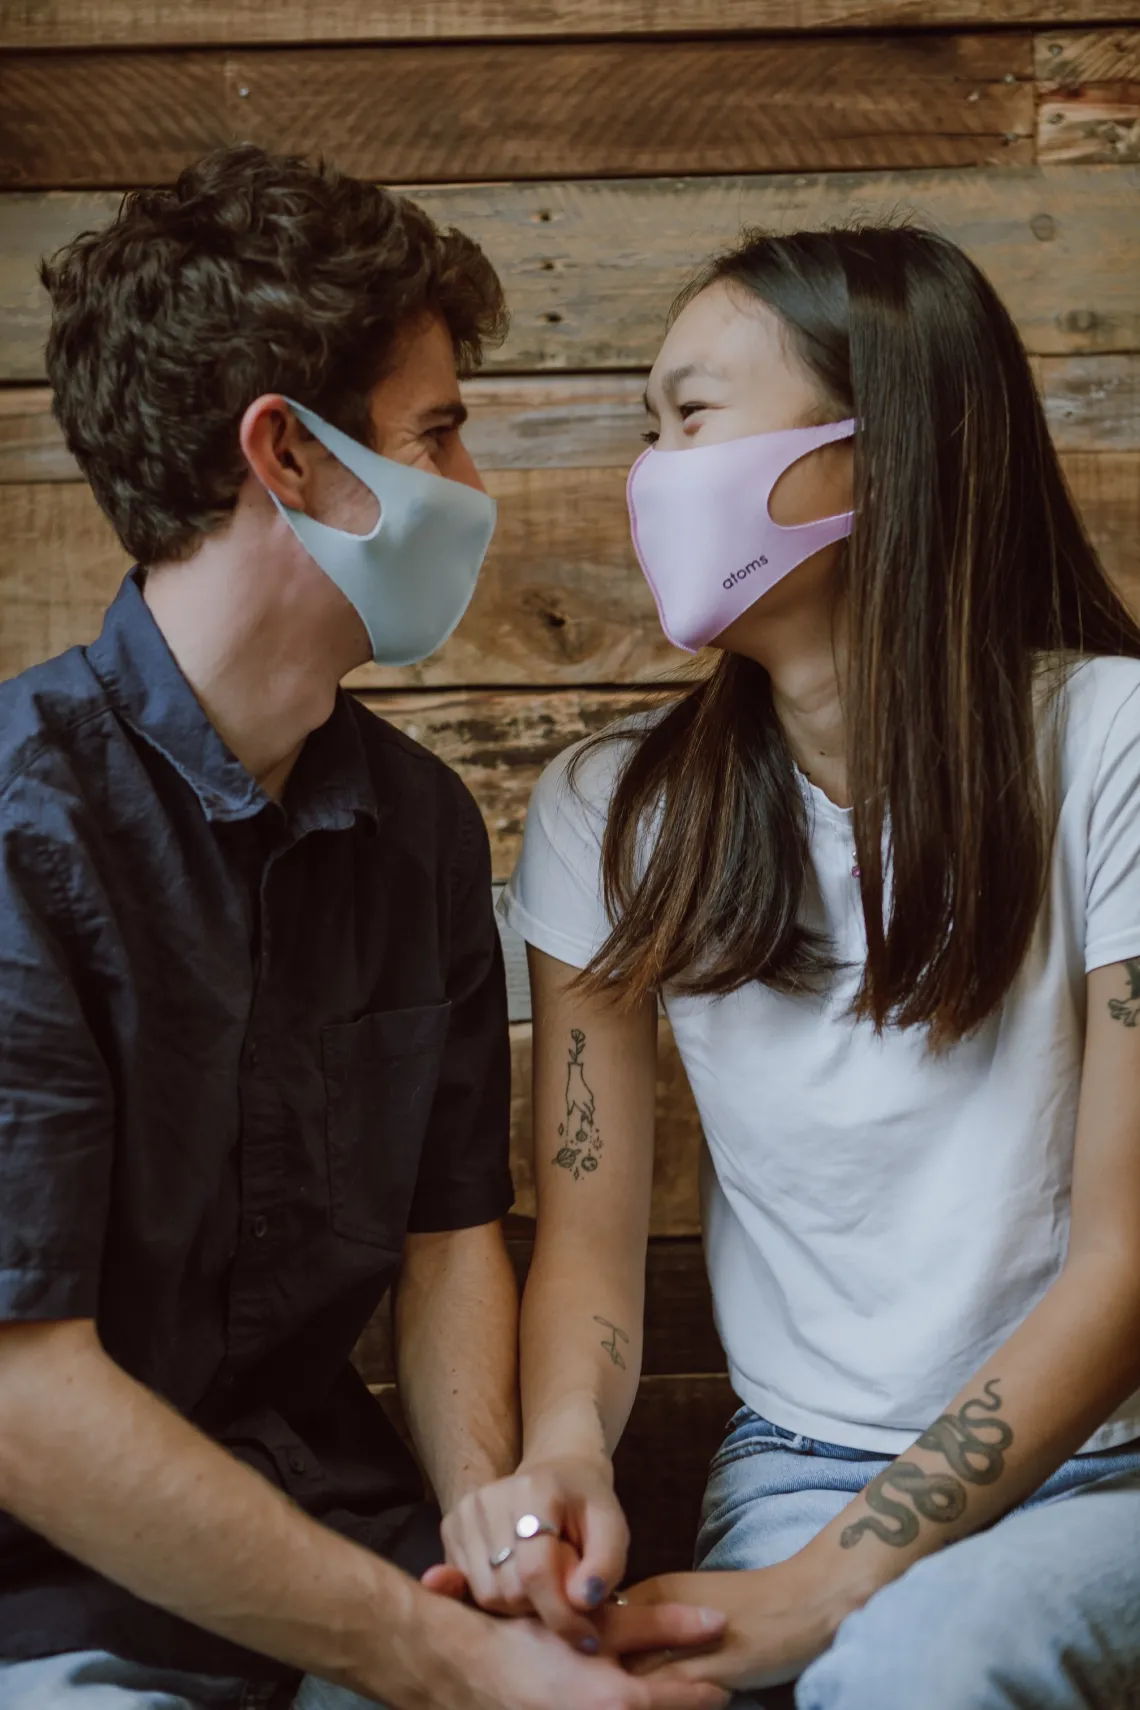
[321,1002,452,1249]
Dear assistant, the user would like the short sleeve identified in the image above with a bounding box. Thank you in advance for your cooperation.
[1085,678,1140,973]
[406,785,513,1234]
[498,736,625,971]
[0,810,115,1321]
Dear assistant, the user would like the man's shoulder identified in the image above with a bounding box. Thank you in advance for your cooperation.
[0,646,109,809]
[347,697,485,850]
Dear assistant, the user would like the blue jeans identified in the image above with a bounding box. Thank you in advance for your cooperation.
[0,1653,380,1708]
[696,1406,1140,1710]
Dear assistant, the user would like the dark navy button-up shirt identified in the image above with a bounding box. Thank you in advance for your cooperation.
[0,574,512,1678]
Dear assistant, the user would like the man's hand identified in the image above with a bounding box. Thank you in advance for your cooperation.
[466,1608,731,1710]
[622,1561,853,1693]
[430,1451,630,1644]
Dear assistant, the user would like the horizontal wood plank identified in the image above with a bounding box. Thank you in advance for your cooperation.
[0,36,1034,191]
[1037,29,1140,162]
[353,1234,724,1386]
[5,0,1139,49]
[6,169,1139,381]
[2,453,1134,693]
[7,360,1137,485]
[507,1019,705,1237]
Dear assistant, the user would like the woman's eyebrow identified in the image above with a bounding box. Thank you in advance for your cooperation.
[642,361,724,414]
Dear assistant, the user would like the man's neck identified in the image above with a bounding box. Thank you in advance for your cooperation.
[142,532,354,801]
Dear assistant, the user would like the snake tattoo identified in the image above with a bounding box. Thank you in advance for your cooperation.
[840,1380,1013,1551]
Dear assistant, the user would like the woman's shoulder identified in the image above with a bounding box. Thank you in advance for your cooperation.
[1055,654,1140,763]
[530,710,664,834]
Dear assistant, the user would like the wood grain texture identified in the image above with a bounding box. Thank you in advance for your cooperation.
[507,1019,705,1237]
[2,453,1133,693]
[6,0,1140,49]
[0,36,1034,190]
[1037,29,1140,161]
[367,689,666,879]
[6,169,1139,381]
[353,1234,724,1386]
[1036,353,1140,447]
[6,361,1137,485]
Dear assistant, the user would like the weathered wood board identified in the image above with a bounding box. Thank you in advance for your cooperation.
[1037,29,1140,163]
[508,1021,705,1237]
[6,0,1140,49]
[5,167,1139,380]
[2,451,1134,693]
[0,36,1035,190]
[8,360,1136,484]
[353,1232,725,1386]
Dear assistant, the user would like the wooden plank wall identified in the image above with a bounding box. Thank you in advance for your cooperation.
[2,1,1138,1580]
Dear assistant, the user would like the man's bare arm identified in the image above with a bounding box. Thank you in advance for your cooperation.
[0,1318,732,1710]
[396,1219,521,1514]
[0,1317,483,1706]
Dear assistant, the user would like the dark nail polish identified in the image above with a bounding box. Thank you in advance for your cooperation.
[578,1635,600,1655]
[584,1576,607,1608]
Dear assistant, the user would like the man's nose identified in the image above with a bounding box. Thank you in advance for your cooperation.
[447,437,487,494]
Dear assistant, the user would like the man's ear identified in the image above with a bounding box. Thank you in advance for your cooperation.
[239,394,316,510]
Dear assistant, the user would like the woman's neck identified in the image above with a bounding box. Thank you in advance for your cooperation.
[738,594,850,808]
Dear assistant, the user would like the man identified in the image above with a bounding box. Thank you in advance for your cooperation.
[0,146,725,1710]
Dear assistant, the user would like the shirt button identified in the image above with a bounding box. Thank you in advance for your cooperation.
[251,1215,268,1239]
[288,1452,306,1475]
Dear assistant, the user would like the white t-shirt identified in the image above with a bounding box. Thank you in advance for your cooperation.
[500,656,1140,1454]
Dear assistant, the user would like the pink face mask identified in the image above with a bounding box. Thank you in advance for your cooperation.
[627,418,856,653]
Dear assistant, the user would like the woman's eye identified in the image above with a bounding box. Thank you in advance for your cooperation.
[678,402,707,421]
[640,429,659,445]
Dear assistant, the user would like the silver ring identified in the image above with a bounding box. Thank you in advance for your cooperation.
[489,1545,513,1568]
[515,1512,560,1541]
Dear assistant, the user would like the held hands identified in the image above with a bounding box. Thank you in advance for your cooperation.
[428,1451,632,1645]
[623,1560,854,1693]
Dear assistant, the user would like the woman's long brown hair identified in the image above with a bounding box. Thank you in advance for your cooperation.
[577,225,1140,1047]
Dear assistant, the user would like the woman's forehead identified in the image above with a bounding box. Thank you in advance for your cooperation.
[647,282,801,402]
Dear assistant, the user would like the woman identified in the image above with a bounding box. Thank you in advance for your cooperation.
[436,226,1140,1707]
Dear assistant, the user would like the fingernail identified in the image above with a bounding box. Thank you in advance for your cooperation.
[578,1635,600,1655]
[583,1576,607,1608]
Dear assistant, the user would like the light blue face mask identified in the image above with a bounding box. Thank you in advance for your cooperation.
[268,397,496,667]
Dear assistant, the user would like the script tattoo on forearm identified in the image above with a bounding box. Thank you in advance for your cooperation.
[594,1316,630,1368]
[839,1379,1014,1551]
[553,1028,602,1180]
[1108,959,1140,1027]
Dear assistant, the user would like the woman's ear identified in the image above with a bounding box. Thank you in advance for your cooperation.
[238,394,314,510]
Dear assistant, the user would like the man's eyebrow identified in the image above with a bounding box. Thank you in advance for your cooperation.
[419,399,468,428]
[642,362,722,413]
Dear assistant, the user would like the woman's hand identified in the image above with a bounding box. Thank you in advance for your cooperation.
[623,1560,854,1692]
[429,1453,631,1646]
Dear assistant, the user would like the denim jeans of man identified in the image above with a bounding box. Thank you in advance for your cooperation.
[696,1406,1140,1710]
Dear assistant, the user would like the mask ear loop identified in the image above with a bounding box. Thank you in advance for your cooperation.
[276,398,386,543]
[762,420,857,540]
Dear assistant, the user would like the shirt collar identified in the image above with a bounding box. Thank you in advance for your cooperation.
[86,571,379,833]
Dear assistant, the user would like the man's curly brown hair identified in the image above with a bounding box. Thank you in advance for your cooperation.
[40,144,508,565]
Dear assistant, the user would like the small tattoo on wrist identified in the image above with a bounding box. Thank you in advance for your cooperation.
[594,1316,630,1369]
